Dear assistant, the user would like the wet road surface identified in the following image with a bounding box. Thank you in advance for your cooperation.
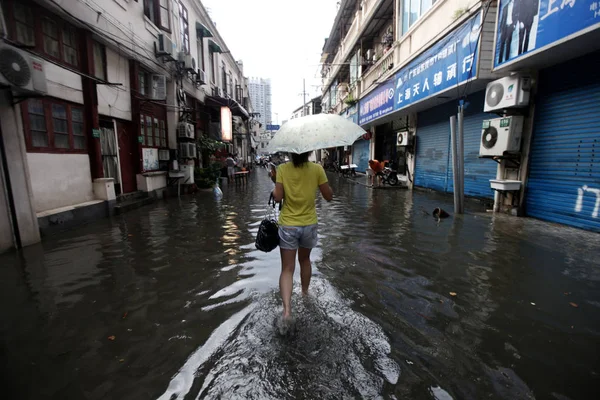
[1,171,599,399]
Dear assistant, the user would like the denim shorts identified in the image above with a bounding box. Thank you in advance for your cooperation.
[278,224,318,250]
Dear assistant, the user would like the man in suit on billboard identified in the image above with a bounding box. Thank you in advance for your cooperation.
[516,0,539,55]
[498,0,518,63]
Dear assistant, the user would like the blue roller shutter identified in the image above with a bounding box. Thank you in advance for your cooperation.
[415,91,496,198]
[415,117,451,192]
[525,52,600,232]
[352,139,370,172]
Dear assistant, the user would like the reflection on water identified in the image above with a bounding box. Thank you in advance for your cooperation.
[0,173,599,400]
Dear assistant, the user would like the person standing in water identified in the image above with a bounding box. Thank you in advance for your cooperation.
[270,152,333,321]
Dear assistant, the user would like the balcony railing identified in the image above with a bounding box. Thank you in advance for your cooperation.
[361,46,396,92]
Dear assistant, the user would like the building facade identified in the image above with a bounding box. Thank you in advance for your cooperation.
[0,0,254,253]
[248,77,272,128]
[320,0,599,232]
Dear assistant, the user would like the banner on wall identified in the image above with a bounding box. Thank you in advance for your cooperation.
[494,0,600,68]
[358,80,395,125]
[394,13,482,110]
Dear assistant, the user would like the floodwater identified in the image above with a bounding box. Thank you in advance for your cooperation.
[1,171,599,400]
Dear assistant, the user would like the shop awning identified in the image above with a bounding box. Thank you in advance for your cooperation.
[196,21,213,38]
[208,39,222,53]
[205,95,250,120]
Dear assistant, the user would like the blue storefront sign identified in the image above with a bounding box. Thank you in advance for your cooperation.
[358,80,395,125]
[394,13,482,110]
[266,124,280,131]
[495,0,600,67]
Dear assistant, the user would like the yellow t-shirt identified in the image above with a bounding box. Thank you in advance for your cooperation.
[276,162,328,226]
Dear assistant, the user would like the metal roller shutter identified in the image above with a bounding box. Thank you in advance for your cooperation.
[526,52,600,232]
[415,117,450,192]
[415,91,496,198]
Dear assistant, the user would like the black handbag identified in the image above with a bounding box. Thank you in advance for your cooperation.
[255,194,280,252]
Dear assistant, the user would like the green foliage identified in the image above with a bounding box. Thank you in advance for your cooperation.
[198,135,225,153]
[194,163,223,188]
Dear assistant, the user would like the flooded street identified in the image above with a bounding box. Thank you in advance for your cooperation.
[1,171,599,400]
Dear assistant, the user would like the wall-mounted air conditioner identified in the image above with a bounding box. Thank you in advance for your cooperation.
[217,87,224,97]
[155,34,175,59]
[178,52,196,71]
[149,75,167,100]
[484,76,531,112]
[196,69,206,85]
[0,43,47,95]
[480,116,524,157]
[365,49,373,61]
[396,131,409,146]
[178,142,197,159]
[178,121,195,139]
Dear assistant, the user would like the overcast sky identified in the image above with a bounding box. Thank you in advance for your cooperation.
[201,0,339,124]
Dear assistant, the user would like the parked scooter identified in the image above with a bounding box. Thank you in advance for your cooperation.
[380,163,399,186]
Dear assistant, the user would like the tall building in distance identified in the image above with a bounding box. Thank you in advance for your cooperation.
[248,77,272,128]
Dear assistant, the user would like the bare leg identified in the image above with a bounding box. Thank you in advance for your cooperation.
[298,247,312,295]
[279,248,297,318]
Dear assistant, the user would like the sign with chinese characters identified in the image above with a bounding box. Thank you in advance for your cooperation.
[266,124,280,131]
[358,80,395,125]
[494,0,600,67]
[394,13,482,111]
[341,104,358,124]
[92,129,101,138]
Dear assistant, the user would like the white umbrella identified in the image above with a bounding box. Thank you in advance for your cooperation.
[267,114,366,154]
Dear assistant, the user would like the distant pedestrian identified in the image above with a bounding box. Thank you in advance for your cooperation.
[271,152,333,331]
[368,159,384,187]
[226,154,237,182]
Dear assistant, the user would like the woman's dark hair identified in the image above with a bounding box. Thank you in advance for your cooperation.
[291,152,310,167]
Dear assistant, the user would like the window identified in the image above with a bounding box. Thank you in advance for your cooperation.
[22,98,86,152]
[221,62,227,93]
[14,3,35,46]
[62,25,78,66]
[140,113,167,147]
[144,0,171,31]
[330,80,338,106]
[42,17,60,58]
[209,50,215,83]
[197,38,205,71]
[138,70,149,96]
[4,1,80,68]
[179,3,190,54]
[228,74,233,97]
[350,51,359,85]
[93,41,106,80]
[402,0,436,35]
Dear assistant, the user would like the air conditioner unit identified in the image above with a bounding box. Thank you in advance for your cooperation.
[0,43,47,95]
[149,75,167,100]
[479,116,524,157]
[158,149,170,161]
[196,69,206,85]
[179,142,197,159]
[178,52,196,71]
[484,76,531,112]
[178,121,195,139]
[217,87,224,97]
[365,49,373,61]
[155,34,175,59]
[396,131,409,146]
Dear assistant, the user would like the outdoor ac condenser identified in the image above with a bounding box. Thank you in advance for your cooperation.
[484,76,531,112]
[479,116,524,157]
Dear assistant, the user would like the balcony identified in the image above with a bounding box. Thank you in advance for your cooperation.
[361,45,397,93]
[322,0,392,90]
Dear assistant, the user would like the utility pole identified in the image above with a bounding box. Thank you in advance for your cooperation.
[303,78,307,116]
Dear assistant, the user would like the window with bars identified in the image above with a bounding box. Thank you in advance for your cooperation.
[22,98,86,152]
